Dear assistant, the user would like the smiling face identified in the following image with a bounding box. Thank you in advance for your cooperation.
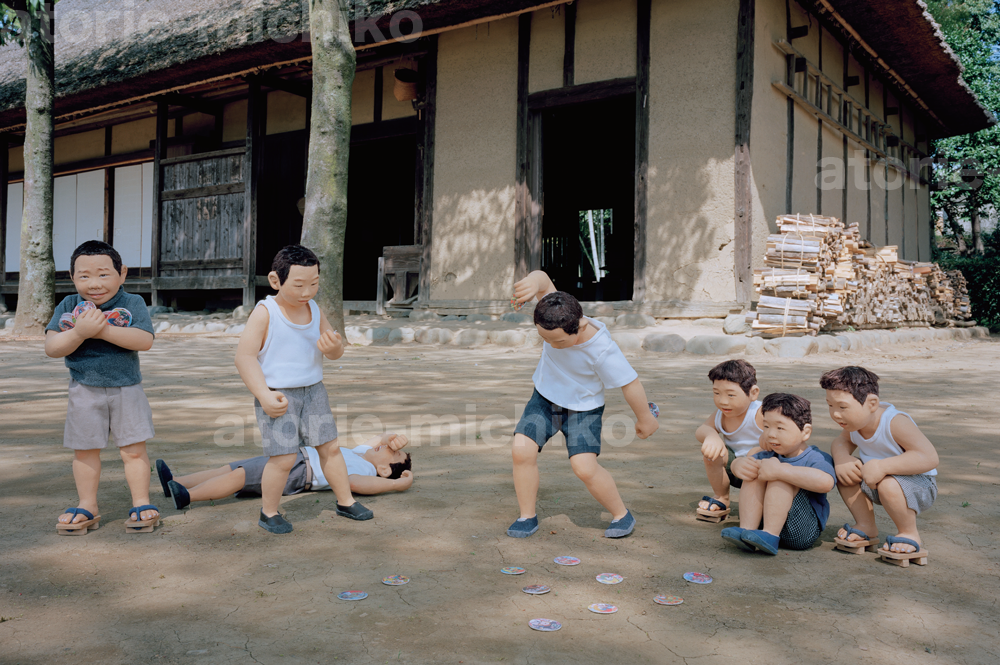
[71,254,127,306]
[824,389,880,433]
[712,380,759,419]
[363,443,410,478]
[760,409,811,457]
[535,320,587,349]
[270,264,320,306]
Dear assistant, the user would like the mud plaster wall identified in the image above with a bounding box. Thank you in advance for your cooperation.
[528,6,564,93]
[575,0,636,85]
[904,177,919,260]
[54,129,104,166]
[7,145,23,173]
[887,168,903,249]
[111,117,174,155]
[846,144,869,239]
[266,90,307,135]
[646,0,737,303]
[917,181,931,260]
[430,18,518,301]
[381,58,419,121]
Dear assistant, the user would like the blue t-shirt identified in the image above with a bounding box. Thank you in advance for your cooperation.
[753,445,836,529]
[45,287,154,387]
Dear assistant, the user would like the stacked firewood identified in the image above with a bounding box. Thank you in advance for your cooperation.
[747,214,972,337]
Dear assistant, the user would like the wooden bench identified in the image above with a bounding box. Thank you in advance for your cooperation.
[376,245,421,314]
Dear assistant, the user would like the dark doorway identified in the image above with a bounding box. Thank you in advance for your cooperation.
[344,134,417,301]
[539,94,635,301]
[258,130,308,276]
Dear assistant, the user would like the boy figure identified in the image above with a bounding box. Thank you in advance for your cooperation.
[507,270,659,539]
[235,245,371,534]
[821,366,938,558]
[155,432,413,508]
[45,240,159,533]
[721,393,836,554]
[694,359,763,521]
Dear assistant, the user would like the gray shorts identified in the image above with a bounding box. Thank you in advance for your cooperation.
[254,381,338,456]
[230,450,312,498]
[63,379,155,450]
[860,474,937,515]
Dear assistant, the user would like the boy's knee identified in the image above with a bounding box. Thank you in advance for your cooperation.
[118,443,147,461]
[512,435,538,463]
[569,454,599,481]
[266,454,297,472]
[876,476,903,497]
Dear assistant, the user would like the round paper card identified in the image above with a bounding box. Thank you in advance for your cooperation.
[588,603,618,614]
[337,591,367,601]
[654,595,684,606]
[528,618,562,632]
[553,556,581,566]
[510,295,524,311]
[382,575,409,586]
[595,573,623,585]
[501,567,527,575]
[648,402,660,418]
[522,585,551,595]
[683,572,713,584]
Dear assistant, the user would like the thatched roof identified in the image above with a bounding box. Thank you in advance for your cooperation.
[0,0,994,137]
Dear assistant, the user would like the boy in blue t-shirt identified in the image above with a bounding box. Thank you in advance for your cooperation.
[44,241,158,534]
[721,393,836,554]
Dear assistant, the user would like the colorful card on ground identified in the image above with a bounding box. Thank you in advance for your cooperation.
[501,567,527,575]
[588,603,618,614]
[654,595,684,605]
[683,572,713,584]
[522,585,551,595]
[595,573,623,585]
[382,575,409,586]
[528,618,562,632]
[553,556,581,566]
[337,591,367,601]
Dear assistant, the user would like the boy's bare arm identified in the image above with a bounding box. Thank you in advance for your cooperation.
[513,270,557,305]
[730,447,763,481]
[94,325,154,351]
[621,378,659,439]
[234,306,287,417]
[349,471,413,495]
[44,308,106,358]
[696,414,726,460]
[757,457,835,493]
[830,430,863,485]
[317,309,345,360]
[861,415,938,486]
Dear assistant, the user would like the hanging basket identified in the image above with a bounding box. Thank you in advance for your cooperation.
[393,68,419,102]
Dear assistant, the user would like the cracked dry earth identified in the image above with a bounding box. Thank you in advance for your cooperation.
[1,334,998,665]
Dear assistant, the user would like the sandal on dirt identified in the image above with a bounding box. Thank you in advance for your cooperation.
[56,508,101,536]
[125,505,160,533]
[696,496,731,522]
[834,523,879,553]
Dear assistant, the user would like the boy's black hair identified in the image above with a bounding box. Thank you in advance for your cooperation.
[707,359,757,396]
[533,291,583,335]
[761,393,812,431]
[70,240,122,276]
[388,453,412,480]
[819,366,879,406]
[271,245,320,285]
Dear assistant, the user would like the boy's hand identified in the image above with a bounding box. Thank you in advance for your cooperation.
[860,459,886,488]
[74,307,106,339]
[701,435,726,461]
[732,455,760,482]
[384,432,409,451]
[513,270,553,306]
[260,390,288,418]
[835,457,864,486]
[317,329,344,358]
[756,456,784,482]
[395,470,414,491]
[635,415,659,440]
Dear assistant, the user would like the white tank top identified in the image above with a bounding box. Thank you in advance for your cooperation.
[256,296,324,389]
[849,402,936,476]
[714,400,763,458]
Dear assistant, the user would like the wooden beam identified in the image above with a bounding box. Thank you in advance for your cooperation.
[351,116,419,144]
[159,147,245,167]
[634,0,651,303]
[528,78,636,110]
[103,127,114,246]
[161,183,246,201]
[563,1,576,88]
[374,67,384,124]
[160,258,244,270]
[156,93,222,118]
[788,25,809,40]
[417,37,438,305]
[514,13,532,282]
[253,72,312,98]
[153,275,248,290]
[734,0,755,305]
[151,101,167,306]
[0,135,7,299]
[243,78,264,308]
[7,150,154,183]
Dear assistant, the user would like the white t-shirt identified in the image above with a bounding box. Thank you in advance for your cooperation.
[849,403,936,476]
[304,445,377,491]
[256,296,324,389]
[531,318,638,411]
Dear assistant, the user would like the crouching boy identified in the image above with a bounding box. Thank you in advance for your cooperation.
[721,393,836,554]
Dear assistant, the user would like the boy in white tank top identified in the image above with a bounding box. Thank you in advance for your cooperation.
[694,360,764,521]
[235,245,372,534]
[821,366,939,558]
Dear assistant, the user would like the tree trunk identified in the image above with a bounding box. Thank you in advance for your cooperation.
[301,0,355,336]
[12,6,55,335]
[942,202,967,255]
[969,197,984,255]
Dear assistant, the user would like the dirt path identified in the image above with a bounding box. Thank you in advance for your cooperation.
[1,335,998,664]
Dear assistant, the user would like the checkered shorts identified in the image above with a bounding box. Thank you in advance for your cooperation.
[860,474,937,515]
[760,490,822,551]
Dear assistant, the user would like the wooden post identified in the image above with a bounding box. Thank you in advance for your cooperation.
[417,36,437,305]
[151,101,167,306]
[842,47,848,225]
[865,68,872,242]
[374,66,383,124]
[734,0,754,305]
[244,78,264,309]
[103,126,114,246]
[376,256,385,315]
[784,0,794,214]
[0,134,7,306]
[563,1,576,88]
[514,13,532,282]
[634,0,651,303]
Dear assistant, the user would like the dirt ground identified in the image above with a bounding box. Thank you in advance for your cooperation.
[1,333,998,665]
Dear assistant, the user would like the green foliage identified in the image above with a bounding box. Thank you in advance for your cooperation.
[937,230,1000,330]
[0,1,55,47]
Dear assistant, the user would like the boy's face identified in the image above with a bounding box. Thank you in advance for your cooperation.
[760,409,811,456]
[71,254,127,306]
[363,443,409,478]
[824,389,879,432]
[712,380,759,417]
[535,319,587,349]
[269,264,319,304]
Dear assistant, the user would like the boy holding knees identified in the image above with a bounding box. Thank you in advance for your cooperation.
[694,360,763,521]
[821,366,938,563]
[721,393,836,554]
[44,240,159,534]
[235,245,371,534]
[506,270,659,539]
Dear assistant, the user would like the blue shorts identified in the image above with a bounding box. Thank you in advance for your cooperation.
[514,389,604,458]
